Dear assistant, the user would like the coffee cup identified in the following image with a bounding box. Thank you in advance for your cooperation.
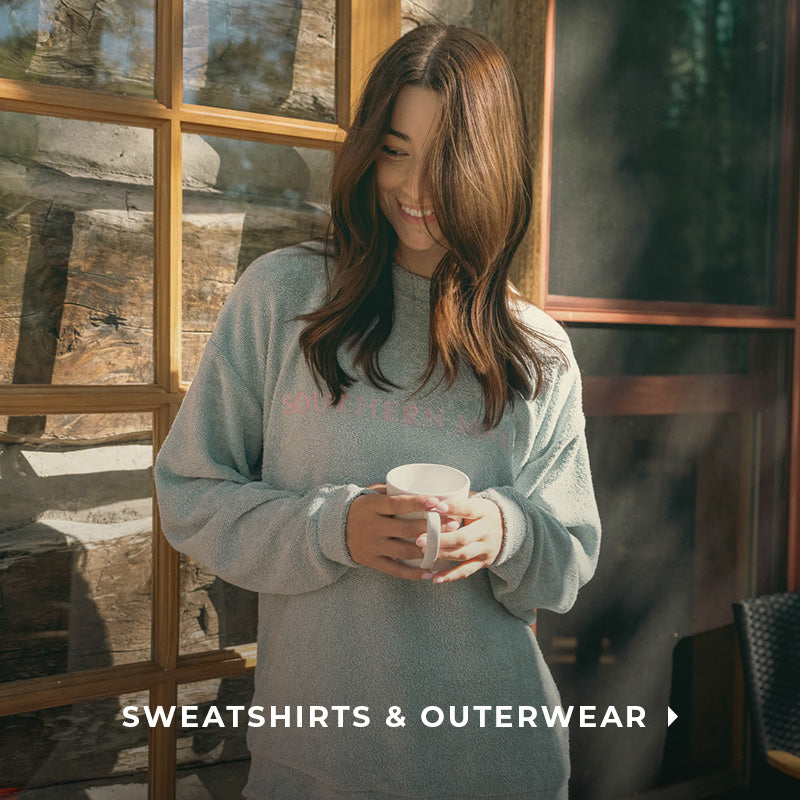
[385,463,471,571]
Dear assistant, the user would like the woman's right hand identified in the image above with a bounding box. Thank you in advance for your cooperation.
[345,489,451,580]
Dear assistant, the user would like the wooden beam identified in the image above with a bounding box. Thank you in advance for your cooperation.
[0,661,164,717]
[785,0,800,594]
[151,4,182,791]
[0,385,180,414]
[583,375,760,417]
[336,0,400,127]
[0,646,255,718]
[177,644,258,678]
[485,1,552,305]
[539,0,557,308]
[152,405,180,674]
[548,302,796,329]
[149,679,178,800]
[182,105,345,148]
[0,78,170,125]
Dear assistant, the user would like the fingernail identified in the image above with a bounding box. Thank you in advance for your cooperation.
[416,535,427,547]
[432,501,449,513]
[424,497,441,509]
[421,572,434,580]
[445,520,460,531]
[433,575,446,584]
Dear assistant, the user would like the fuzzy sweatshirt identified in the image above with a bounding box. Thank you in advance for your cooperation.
[154,241,601,800]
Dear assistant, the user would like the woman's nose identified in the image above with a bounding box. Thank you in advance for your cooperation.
[403,160,424,204]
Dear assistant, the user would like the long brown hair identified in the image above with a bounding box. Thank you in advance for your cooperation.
[297,24,566,429]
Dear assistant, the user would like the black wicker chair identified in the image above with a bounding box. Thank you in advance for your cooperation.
[732,592,800,794]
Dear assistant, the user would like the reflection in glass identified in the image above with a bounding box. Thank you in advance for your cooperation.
[0,414,153,682]
[180,554,257,655]
[176,673,253,786]
[0,691,149,792]
[181,134,332,382]
[0,0,154,96]
[0,111,155,385]
[401,0,484,32]
[550,0,785,305]
[542,328,790,799]
[183,0,335,122]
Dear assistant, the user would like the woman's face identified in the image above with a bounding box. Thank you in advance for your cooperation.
[375,86,448,278]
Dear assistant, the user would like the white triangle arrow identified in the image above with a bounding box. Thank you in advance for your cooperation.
[667,707,678,727]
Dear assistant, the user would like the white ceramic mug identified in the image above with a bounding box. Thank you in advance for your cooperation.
[386,463,471,571]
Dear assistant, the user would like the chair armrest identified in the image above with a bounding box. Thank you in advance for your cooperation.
[766,750,800,779]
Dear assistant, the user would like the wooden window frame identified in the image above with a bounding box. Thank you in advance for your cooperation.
[0,2,400,797]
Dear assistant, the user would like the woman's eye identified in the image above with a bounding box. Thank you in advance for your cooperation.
[381,145,405,158]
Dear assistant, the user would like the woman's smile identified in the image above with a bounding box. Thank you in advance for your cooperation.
[396,198,437,225]
[375,85,449,277]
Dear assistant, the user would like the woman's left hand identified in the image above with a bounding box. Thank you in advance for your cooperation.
[417,493,504,584]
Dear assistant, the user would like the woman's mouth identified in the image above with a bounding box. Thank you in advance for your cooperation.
[396,199,436,224]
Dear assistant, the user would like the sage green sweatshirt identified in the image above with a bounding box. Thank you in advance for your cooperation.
[154,241,601,799]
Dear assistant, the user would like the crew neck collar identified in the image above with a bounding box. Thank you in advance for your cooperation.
[391,260,431,302]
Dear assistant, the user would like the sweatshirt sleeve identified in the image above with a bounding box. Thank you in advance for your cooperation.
[476,352,601,625]
[153,260,363,596]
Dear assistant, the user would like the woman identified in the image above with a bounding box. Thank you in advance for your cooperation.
[155,24,601,800]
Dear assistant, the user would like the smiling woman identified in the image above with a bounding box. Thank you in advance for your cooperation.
[154,22,601,800]
[301,24,555,431]
[374,85,447,278]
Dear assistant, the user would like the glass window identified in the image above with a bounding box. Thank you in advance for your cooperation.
[183,0,336,122]
[0,112,154,385]
[542,325,791,798]
[0,691,149,792]
[180,554,257,655]
[0,0,155,97]
[549,0,786,306]
[401,0,480,32]
[182,133,332,382]
[175,673,253,796]
[0,413,153,682]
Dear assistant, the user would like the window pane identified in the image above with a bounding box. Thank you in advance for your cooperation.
[0,413,153,682]
[180,554,257,655]
[0,691,148,793]
[542,330,790,799]
[176,673,252,793]
[0,112,154,385]
[183,0,335,122]
[401,0,478,31]
[0,0,154,97]
[182,133,332,382]
[550,0,785,305]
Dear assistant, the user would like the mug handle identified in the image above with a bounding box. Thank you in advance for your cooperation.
[420,511,441,570]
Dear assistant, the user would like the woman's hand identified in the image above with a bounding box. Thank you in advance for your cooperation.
[417,494,504,584]
[346,486,451,580]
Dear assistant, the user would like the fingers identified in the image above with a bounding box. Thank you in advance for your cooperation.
[436,496,481,520]
[372,556,430,581]
[383,537,426,561]
[422,521,490,553]
[435,540,489,562]
[346,490,494,583]
[369,492,450,517]
[427,558,485,584]
[414,506,503,584]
